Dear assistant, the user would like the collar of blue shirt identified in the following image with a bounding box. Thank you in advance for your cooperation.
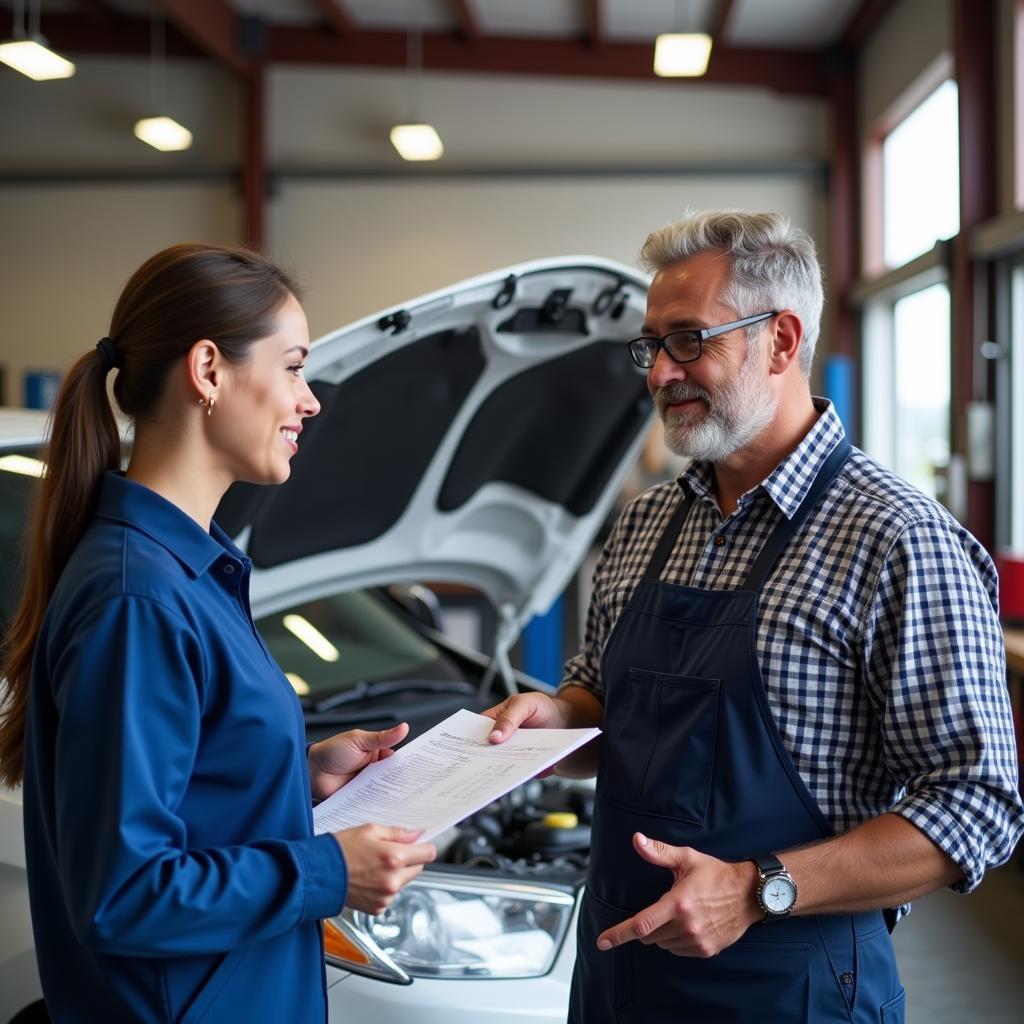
[94,472,247,579]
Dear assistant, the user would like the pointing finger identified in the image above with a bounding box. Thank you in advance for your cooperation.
[596,895,675,950]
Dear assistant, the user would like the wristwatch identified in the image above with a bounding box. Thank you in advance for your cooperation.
[752,854,798,922]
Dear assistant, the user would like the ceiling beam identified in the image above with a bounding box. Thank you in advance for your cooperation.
[841,0,893,49]
[266,28,830,95]
[452,0,480,42]
[5,13,204,58]
[583,0,603,47]
[153,0,253,77]
[72,0,115,23]
[315,0,355,37]
[17,14,829,96]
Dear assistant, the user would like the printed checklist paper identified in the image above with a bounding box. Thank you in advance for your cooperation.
[312,708,601,841]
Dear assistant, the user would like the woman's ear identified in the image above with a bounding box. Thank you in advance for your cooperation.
[187,339,221,400]
[767,311,804,375]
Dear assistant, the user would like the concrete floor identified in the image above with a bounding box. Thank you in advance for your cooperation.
[893,860,1024,1023]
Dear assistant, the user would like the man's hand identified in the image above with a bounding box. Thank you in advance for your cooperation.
[596,833,761,958]
[309,723,409,802]
[334,825,437,915]
[483,687,604,778]
[482,692,569,743]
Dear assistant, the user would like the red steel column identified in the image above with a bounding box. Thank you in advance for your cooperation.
[952,0,996,547]
[242,67,265,251]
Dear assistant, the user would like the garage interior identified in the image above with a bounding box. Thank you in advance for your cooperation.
[1,2,1022,1022]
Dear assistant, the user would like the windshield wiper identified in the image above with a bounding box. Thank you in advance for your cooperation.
[308,678,476,714]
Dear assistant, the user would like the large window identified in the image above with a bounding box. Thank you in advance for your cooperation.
[1008,264,1024,548]
[862,281,951,502]
[861,71,959,510]
[891,284,951,497]
[882,80,960,268]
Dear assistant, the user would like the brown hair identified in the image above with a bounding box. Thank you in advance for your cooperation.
[0,243,301,786]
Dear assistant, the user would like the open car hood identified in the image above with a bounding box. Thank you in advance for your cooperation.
[218,256,653,640]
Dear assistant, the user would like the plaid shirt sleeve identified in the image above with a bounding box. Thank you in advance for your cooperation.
[862,515,1024,892]
[560,522,622,701]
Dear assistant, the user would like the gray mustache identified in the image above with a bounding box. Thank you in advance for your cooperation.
[655,383,711,414]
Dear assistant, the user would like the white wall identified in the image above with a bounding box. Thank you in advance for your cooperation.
[268,66,828,168]
[272,176,826,342]
[858,0,952,134]
[0,184,240,401]
[0,57,241,170]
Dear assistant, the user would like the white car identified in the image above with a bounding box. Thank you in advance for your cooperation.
[0,257,651,1023]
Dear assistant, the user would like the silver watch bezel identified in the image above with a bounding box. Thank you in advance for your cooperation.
[756,862,798,920]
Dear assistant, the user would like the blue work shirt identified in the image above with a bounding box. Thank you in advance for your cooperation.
[23,473,347,1022]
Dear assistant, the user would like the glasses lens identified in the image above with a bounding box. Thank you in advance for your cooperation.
[664,331,701,362]
[628,338,659,367]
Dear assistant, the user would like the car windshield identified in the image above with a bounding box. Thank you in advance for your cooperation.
[0,457,40,631]
[256,591,453,700]
[0,454,455,705]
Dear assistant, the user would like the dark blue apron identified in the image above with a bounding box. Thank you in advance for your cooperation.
[570,439,906,1023]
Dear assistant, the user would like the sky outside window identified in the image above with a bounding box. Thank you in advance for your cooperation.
[883,80,960,269]
[892,283,951,498]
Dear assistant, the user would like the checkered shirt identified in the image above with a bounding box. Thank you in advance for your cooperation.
[563,400,1024,894]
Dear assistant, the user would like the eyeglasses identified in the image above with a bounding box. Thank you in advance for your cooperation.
[626,311,778,369]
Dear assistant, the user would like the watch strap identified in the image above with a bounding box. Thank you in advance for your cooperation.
[753,853,784,876]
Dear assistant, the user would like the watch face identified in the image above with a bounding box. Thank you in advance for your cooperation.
[762,876,797,914]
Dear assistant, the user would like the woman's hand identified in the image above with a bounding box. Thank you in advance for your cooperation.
[334,825,437,915]
[309,723,409,802]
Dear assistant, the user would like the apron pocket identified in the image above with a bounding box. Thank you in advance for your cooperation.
[625,939,811,1023]
[574,890,634,1017]
[602,668,719,824]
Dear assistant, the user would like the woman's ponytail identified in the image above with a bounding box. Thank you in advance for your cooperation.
[0,349,120,786]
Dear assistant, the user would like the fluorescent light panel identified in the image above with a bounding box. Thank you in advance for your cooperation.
[0,454,46,477]
[390,123,444,162]
[653,33,713,77]
[133,116,193,152]
[0,38,75,81]
[285,672,311,697]
[282,614,340,663]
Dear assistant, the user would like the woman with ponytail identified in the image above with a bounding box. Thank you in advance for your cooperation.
[0,244,435,1022]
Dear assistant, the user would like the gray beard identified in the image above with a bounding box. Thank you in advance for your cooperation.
[655,352,778,462]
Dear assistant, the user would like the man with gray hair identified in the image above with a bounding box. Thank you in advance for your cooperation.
[485,210,1022,1022]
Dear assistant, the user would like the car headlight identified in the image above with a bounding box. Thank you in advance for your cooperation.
[324,873,576,982]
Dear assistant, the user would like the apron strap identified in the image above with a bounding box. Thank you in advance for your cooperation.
[642,487,698,581]
[742,438,853,591]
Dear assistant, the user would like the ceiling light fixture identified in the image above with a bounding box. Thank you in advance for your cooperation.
[653,33,712,77]
[0,0,75,81]
[0,454,46,478]
[134,116,193,152]
[133,17,192,153]
[282,614,341,663]
[653,0,712,78]
[390,123,444,162]
[391,26,443,161]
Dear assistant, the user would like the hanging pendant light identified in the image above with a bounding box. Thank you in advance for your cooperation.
[0,0,75,81]
[653,0,712,78]
[133,16,193,153]
[390,27,443,161]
